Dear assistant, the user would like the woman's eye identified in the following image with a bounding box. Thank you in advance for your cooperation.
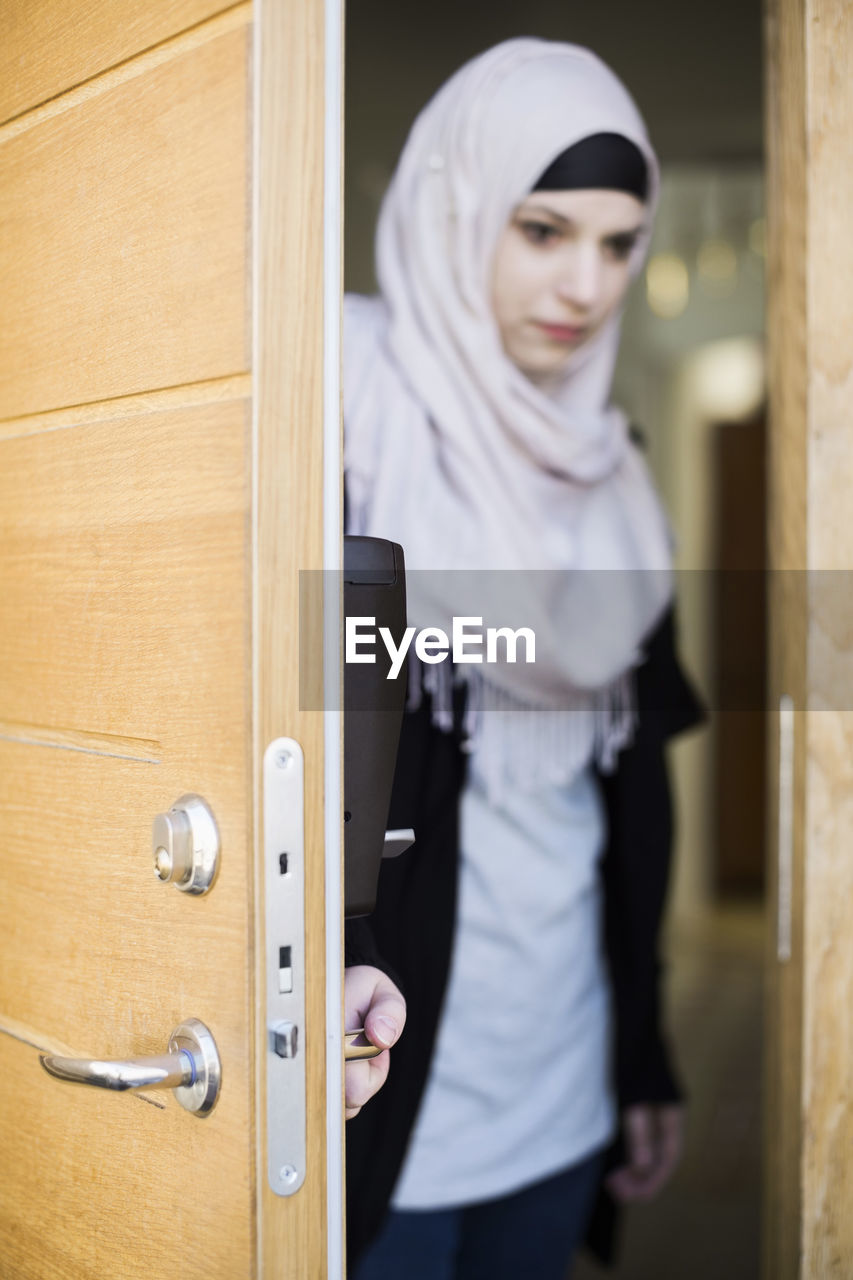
[519,220,560,246]
[605,237,637,261]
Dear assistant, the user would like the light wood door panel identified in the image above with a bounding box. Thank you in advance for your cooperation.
[0,741,252,1063]
[0,1033,253,1279]
[0,401,248,741]
[0,0,336,1274]
[0,399,255,1271]
[0,19,249,421]
[0,0,240,124]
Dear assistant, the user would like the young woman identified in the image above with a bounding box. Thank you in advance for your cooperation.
[342,37,703,1279]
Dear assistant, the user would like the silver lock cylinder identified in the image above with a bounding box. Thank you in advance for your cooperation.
[152,794,220,895]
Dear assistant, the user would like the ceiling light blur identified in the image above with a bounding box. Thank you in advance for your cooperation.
[646,252,689,318]
[690,337,766,421]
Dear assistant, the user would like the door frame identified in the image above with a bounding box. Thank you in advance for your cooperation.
[763,0,853,1275]
[252,0,344,1272]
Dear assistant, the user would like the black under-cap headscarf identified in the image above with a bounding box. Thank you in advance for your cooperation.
[533,131,649,200]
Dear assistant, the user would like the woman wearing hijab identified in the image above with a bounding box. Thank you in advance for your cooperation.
[343,37,703,1280]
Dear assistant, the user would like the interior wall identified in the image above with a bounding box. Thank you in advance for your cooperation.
[615,168,766,917]
[345,0,763,295]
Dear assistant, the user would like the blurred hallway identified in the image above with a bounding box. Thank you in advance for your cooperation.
[575,905,763,1280]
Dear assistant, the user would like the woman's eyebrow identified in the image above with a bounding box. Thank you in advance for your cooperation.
[604,225,644,239]
[517,204,644,238]
[518,203,574,226]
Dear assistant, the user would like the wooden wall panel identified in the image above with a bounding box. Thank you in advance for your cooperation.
[0,21,249,421]
[765,0,853,1276]
[0,0,237,124]
[801,0,853,1273]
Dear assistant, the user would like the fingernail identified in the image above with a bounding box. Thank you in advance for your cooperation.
[372,1016,397,1047]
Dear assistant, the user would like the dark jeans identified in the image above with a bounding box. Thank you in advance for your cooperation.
[351,1148,605,1280]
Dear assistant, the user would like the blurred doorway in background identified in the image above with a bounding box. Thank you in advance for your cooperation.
[712,411,767,897]
[346,4,766,1279]
[346,4,853,1277]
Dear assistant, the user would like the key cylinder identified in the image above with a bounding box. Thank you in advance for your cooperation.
[151,794,220,895]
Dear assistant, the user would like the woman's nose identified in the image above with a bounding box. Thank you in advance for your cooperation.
[555,248,601,310]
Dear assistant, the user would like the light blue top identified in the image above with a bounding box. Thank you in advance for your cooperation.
[392,757,616,1209]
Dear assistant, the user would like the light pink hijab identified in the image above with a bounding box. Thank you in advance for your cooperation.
[345,38,672,790]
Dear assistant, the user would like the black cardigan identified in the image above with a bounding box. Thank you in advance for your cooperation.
[345,606,704,1268]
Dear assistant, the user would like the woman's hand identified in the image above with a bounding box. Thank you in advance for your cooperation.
[344,965,406,1121]
[605,1103,684,1202]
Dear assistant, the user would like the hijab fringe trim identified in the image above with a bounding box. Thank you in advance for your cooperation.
[406,656,635,796]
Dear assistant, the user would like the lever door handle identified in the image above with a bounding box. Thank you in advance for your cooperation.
[39,1018,220,1116]
[345,1027,384,1061]
[41,1051,191,1090]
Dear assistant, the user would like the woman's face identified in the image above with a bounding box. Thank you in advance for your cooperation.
[490,188,646,380]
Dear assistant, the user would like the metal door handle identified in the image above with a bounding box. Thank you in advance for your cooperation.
[345,1027,383,1061]
[39,1018,220,1116]
[41,1052,191,1090]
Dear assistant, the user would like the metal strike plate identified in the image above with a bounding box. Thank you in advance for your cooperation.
[264,738,306,1196]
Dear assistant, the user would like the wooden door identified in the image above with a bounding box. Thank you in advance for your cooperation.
[764,0,853,1275]
[0,2,341,1277]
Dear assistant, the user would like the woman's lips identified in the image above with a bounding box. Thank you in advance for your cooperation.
[533,320,587,343]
